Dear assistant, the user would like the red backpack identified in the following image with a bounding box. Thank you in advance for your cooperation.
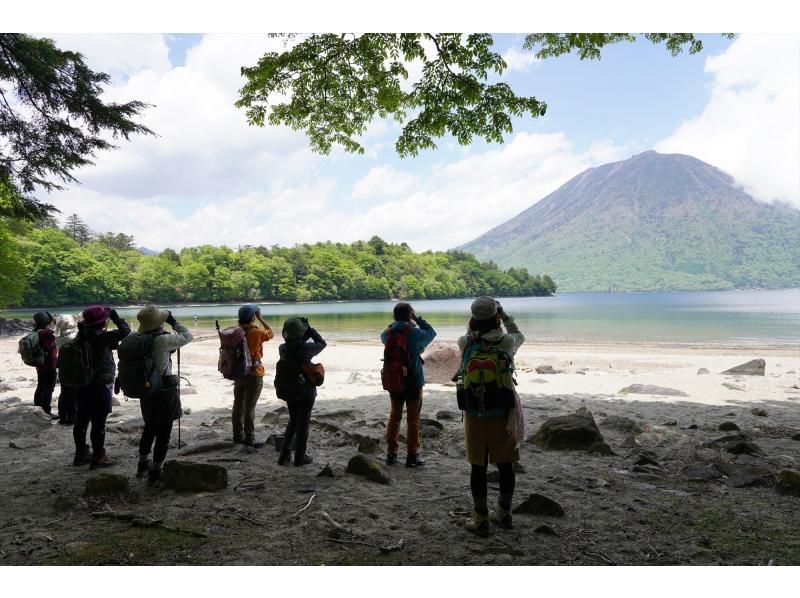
[216,321,252,380]
[381,327,414,392]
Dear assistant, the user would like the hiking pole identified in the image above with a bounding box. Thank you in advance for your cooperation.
[177,347,181,455]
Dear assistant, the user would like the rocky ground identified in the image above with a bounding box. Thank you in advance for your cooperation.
[1,381,799,566]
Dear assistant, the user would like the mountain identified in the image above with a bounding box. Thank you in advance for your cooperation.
[459,151,800,292]
[137,246,158,256]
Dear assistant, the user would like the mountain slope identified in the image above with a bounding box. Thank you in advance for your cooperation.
[459,151,800,292]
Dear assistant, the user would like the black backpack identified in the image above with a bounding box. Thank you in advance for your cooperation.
[274,356,307,401]
[57,335,94,387]
[117,332,164,399]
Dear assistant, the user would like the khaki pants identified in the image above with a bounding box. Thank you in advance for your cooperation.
[232,375,264,442]
[385,387,423,456]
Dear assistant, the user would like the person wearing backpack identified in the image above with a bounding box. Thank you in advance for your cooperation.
[457,297,525,536]
[232,304,274,446]
[28,311,59,416]
[380,302,436,468]
[69,305,130,469]
[124,306,193,485]
[54,314,79,425]
[274,317,327,466]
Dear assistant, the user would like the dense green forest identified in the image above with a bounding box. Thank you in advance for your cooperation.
[0,215,556,308]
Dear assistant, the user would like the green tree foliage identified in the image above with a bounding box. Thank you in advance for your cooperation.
[9,226,556,308]
[62,213,93,245]
[0,33,153,220]
[238,33,731,157]
[96,231,135,251]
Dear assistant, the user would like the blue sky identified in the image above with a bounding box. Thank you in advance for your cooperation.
[36,32,800,251]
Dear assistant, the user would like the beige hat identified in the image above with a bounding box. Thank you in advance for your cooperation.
[137,305,169,333]
[470,296,498,321]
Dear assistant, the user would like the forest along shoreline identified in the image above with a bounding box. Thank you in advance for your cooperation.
[1,336,799,565]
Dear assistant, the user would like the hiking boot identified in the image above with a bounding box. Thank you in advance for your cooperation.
[136,459,153,478]
[386,453,398,466]
[148,468,163,487]
[489,505,513,530]
[89,449,114,469]
[294,454,313,466]
[465,511,490,537]
[72,444,91,466]
[405,454,426,468]
[232,436,245,444]
[277,448,292,466]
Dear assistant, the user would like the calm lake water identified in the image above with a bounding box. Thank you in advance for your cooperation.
[4,290,799,346]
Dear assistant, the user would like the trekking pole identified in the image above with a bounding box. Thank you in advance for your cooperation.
[177,347,181,454]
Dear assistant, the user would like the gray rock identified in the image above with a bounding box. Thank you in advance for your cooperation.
[535,365,561,375]
[512,493,565,517]
[599,416,645,434]
[266,434,285,451]
[180,441,234,456]
[634,451,661,467]
[183,408,192,416]
[793,433,800,441]
[180,386,198,395]
[723,441,764,456]
[420,425,441,438]
[317,409,361,421]
[620,435,638,448]
[686,424,699,430]
[162,460,228,492]
[0,383,15,392]
[272,406,289,415]
[85,473,129,497]
[531,378,550,384]
[419,418,444,430]
[662,421,678,427]
[357,437,380,454]
[533,524,558,536]
[112,417,146,433]
[697,368,710,375]
[733,454,771,469]
[421,343,461,384]
[435,410,460,421]
[619,384,688,397]
[346,454,391,485]
[716,463,773,488]
[0,396,21,405]
[718,421,740,432]
[723,383,745,391]
[706,433,751,448]
[588,442,616,456]
[317,463,335,478]
[682,463,722,481]
[750,408,768,417]
[776,469,800,495]
[722,359,765,376]
[530,408,604,451]
[260,412,280,425]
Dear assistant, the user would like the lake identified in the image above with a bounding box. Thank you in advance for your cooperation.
[3,290,799,346]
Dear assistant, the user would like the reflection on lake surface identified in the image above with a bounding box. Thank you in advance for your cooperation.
[3,290,799,346]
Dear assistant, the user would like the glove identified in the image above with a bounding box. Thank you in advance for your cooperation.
[165,311,177,328]
[109,309,121,322]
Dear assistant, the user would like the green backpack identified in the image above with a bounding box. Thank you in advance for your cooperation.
[57,335,94,388]
[117,332,164,399]
[457,341,516,413]
[18,331,45,367]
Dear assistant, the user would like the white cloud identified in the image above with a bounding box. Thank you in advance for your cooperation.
[45,34,171,77]
[351,166,418,200]
[502,47,539,73]
[655,33,800,207]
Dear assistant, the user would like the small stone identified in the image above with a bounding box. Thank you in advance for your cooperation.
[687,424,699,430]
[183,408,192,416]
[536,365,561,375]
[512,493,565,517]
[260,412,280,425]
[272,406,289,415]
[792,433,800,441]
[662,421,678,426]
[317,463,335,478]
[346,454,391,485]
[599,416,645,434]
[718,422,740,432]
[723,383,745,391]
[619,384,688,397]
[723,441,764,456]
[358,437,380,454]
[634,452,660,467]
[682,463,722,482]
[697,368,710,375]
[180,386,198,395]
[420,425,441,438]
[722,359,765,376]
[750,408,768,417]
[588,442,615,456]
[435,410,460,421]
[85,473,129,497]
[162,460,228,492]
[534,524,558,536]
[620,435,638,448]
[419,418,444,430]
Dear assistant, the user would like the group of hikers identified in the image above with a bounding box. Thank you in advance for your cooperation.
[20,296,525,536]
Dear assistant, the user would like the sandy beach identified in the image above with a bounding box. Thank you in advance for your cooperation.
[1,331,799,565]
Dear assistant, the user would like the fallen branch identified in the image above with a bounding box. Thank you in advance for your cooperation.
[90,511,138,521]
[292,493,316,518]
[218,508,267,527]
[327,537,404,554]
[320,511,342,530]
[91,510,208,538]
[584,550,617,565]
[42,515,70,528]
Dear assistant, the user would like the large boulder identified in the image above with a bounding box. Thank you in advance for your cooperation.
[346,454,391,485]
[599,416,645,434]
[421,343,461,384]
[530,408,604,450]
[722,359,765,376]
[716,463,773,488]
[162,460,228,492]
[776,469,800,496]
[0,405,54,437]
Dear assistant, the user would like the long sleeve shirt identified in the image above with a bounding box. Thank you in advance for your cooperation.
[381,316,437,386]
[151,322,193,376]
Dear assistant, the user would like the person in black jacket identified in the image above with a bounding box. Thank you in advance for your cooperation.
[277,317,326,466]
[72,305,130,469]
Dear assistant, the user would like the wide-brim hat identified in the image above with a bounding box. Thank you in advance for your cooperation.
[282,316,309,341]
[470,296,498,321]
[82,305,111,327]
[137,305,169,333]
